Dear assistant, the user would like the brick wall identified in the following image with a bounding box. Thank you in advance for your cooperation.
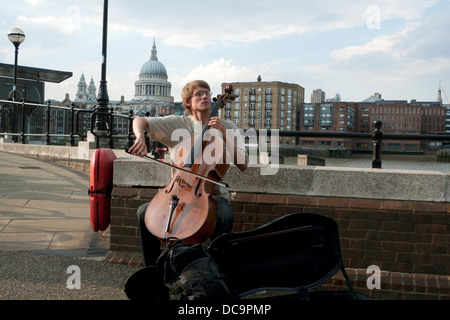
[108,186,450,300]
[108,187,159,263]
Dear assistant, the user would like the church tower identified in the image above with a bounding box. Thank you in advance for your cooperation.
[75,73,88,103]
[437,81,443,103]
[88,77,97,101]
[75,73,96,103]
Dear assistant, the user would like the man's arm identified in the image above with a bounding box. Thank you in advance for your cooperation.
[128,117,150,157]
[225,131,248,172]
[208,117,248,172]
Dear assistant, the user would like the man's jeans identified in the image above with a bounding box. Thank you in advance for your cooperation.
[136,196,233,266]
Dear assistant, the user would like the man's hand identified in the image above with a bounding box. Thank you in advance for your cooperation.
[129,117,150,157]
[128,136,148,157]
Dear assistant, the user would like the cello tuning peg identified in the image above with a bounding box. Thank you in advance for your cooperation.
[224,84,233,94]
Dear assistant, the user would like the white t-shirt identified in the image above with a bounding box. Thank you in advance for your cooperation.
[145,115,246,199]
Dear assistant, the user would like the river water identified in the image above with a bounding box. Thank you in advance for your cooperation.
[283,154,450,172]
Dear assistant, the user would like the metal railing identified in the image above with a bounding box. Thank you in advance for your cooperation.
[1,99,450,168]
[0,99,135,149]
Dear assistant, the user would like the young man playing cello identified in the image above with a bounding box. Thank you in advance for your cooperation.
[128,80,248,266]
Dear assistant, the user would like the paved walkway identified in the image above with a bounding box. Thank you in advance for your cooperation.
[0,150,140,300]
[0,150,103,257]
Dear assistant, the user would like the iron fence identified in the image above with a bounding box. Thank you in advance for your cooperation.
[1,99,450,168]
[0,99,134,149]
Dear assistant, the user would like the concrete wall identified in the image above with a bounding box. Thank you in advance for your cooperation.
[112,154,450,202]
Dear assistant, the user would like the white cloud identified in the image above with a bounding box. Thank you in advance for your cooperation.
[329,22,422,61]
[329,36,395,61]
[17,12,81,35]
[169,58,258,99]
[2,0,447,103]
[24,0,42,4]
[104,0,437,49]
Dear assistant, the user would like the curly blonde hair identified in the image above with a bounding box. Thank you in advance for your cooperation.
[181,80,211,115]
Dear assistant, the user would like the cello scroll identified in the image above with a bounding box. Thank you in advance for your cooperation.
[212,84,238,106]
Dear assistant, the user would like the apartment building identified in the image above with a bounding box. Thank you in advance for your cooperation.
[220,76,305,145]
[299,102,357,149]
[310,89,326,103]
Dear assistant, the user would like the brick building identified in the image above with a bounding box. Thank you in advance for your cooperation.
[297,99,446,153]
[356,100,446,152]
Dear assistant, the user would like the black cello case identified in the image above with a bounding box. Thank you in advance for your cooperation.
[207,212,367,300]
[125,212,369,300]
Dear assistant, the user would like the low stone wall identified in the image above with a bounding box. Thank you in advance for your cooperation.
[109,155,450,300]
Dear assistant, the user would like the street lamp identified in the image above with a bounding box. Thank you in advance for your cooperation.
[8,27,26,101]
[95,0,109,132]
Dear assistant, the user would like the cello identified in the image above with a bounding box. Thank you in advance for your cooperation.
[142,85,237,244]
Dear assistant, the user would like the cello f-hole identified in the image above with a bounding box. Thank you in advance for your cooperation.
[165,175,179,194]
[194,178,202,197]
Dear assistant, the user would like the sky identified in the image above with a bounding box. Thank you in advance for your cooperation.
[1,0,450,104]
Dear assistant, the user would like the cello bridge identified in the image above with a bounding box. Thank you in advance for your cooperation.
[175,176,192,188]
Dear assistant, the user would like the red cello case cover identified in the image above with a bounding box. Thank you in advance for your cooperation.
[89,148,117,232]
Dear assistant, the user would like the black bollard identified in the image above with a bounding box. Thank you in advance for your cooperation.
[372,120,383,169]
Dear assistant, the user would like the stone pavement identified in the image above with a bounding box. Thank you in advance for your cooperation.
[0,150,140,300]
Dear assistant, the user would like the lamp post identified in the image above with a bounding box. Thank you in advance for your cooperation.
[7,28,25,101]
[95,0,109,132]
